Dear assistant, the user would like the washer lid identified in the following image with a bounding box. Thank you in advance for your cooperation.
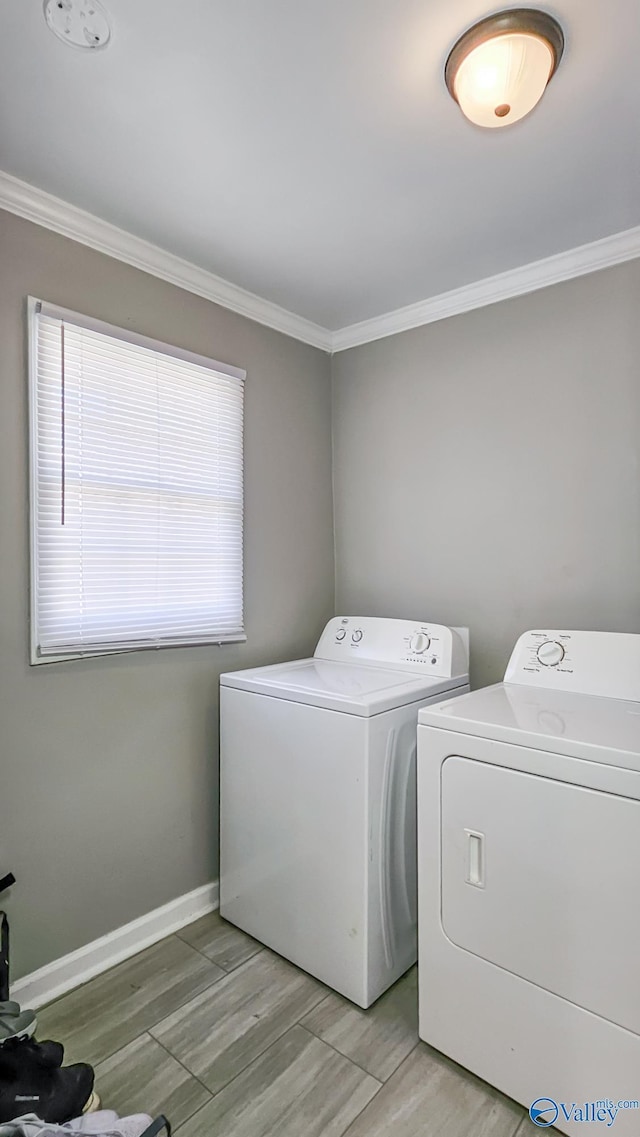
[419,682,640,767]
[221,657,467,716]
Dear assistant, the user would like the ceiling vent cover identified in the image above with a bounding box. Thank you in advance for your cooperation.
[44,0,111,50]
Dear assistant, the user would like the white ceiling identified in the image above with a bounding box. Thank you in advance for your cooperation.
[1,0,639,331]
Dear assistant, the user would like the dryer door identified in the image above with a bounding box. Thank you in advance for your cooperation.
[441,755,640,1034]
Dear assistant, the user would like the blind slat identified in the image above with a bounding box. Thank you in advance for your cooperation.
[31,302,245,662]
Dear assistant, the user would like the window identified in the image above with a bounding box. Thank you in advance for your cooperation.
[29,298,245,663]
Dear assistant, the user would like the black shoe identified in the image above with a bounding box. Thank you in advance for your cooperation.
[0,1034,64,1068]
[0,1042,95,1123]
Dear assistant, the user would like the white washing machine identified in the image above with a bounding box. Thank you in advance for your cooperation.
[220,615,469,1007]
[417,629,640,1137]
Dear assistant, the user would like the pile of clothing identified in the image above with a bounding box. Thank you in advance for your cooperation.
[0,1006,170,1137]
[0,876,169,1137]
[0,1113,168,1137]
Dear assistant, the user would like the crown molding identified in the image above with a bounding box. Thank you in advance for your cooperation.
[0,171,332,352]
[2,170,639,357]
[331,224,640,353]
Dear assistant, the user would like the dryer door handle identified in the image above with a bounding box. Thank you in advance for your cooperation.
[465,829,485,888]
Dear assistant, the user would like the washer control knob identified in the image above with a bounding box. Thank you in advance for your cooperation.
[352,629,363,643]
[335,629,346,641]
[410,633,430,654]
[537,640,565,667]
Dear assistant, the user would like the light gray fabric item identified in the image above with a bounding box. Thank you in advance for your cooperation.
[0,1005,37,1042]
[0,1112,152,1137]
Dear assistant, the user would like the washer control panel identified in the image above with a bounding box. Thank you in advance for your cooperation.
[315,617,469,678]
[505,630,640,702]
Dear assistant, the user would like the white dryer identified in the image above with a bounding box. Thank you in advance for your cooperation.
[417,629,640,1137]
[220,616,469,1007]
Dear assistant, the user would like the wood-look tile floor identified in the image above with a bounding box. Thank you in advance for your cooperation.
[37,914,531,1136]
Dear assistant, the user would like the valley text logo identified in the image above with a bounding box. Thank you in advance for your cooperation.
[530,1098,640,1128]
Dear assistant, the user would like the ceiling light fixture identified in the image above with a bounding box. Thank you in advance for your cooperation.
[445,8,564,128]
[44,0,111,50]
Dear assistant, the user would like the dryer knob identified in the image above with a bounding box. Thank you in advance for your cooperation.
[335,629,346,641]
[537,640,565,667]
[410,633,430,654]
[352,629,363,643]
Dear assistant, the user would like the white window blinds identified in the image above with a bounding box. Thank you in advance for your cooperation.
[29,299,245,663]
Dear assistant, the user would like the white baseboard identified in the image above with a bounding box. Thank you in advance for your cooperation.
[11,881,219,1010]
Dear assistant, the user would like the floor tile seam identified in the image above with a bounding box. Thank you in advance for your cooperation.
[146,947,306,1042]
[339,1043,423,1137]
[137,958,236,1036]
[295,1027,386,1086]
[40,933,223,1022]
[149,984,328,1100]
[172,933,228,969]
[171,1022,386,1135]
[297,992,420,1082]
[80,958,229,1064]
[218,947,263,973]
[372,1036,422,1084]
[93,1030,154,1074]
[151,1032,216,1111]
[168,1022,317,1133]
[174,931,262,974]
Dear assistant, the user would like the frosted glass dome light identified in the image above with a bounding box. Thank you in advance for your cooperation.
[445,9,564,129]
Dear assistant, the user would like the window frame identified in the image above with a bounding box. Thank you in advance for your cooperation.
[28,296,247,665]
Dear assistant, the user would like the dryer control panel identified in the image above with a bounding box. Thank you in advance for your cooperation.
[505,629,640,702]
[315,616,469,679]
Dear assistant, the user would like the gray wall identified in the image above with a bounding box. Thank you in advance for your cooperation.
[0,209,335,979]
[332,261,640,689]
[3,206,640,982]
